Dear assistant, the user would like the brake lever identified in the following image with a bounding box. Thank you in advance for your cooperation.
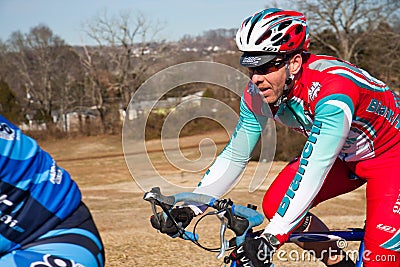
[215,210,229,259]
[143,187,175,208]
[143,188,175,230]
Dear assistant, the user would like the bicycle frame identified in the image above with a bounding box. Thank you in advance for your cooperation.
[288,230,364,267]
[144,188,365,267]
[228,229,365,266]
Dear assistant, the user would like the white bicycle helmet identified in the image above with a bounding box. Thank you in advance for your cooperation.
[236,8,310,67]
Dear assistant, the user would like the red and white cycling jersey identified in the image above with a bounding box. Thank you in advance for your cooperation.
[246,53,400,245]
[194,53,400,255]
[246,53,400,162]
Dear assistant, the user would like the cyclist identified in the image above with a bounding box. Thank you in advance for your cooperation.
[0,115,105,267]
[152,8,400,267]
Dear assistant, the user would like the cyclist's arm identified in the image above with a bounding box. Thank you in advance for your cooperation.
[193,96,268,199]
[264,94,354,243]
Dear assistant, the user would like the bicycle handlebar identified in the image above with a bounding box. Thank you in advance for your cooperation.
[143,187,264,259]
[144,187,365,266]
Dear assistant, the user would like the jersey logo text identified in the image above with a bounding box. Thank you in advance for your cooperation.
[277,120,322,217]
[366,98,400,130]
[0,123,15,140]
[308,82,321,101]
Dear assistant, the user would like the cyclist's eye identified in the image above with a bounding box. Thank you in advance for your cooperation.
[272,60,285,67]
[249,60,286,75]
[268,60,285,70]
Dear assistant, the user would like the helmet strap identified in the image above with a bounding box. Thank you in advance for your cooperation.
[274,62,293,107]
[284,62,294,86]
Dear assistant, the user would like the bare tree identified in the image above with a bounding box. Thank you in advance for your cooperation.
[51,46,87,131]
[0,40,7,78]
[80,9,165,133]
[294,0,400,62]
[365,20,400,89]
[6,25,81,124]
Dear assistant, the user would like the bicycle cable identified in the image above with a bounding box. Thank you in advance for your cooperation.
[164,206,234,253]
[192,209,234,253]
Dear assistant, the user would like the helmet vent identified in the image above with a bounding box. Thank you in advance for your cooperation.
[255,30,272,45]
[270,33,283,42]
[244,17,251,27]
[273,34,290,46]
[295,25,303,34]
[278,20,292,31]
[247,12,264,44]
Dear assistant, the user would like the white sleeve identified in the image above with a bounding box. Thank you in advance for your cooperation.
[264,95,353,241]
[193,97,268,198]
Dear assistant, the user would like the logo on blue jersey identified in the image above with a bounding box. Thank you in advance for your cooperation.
[31,254,84,267]
[49,161,63,184]
[0,194,13,207]
[0,122,15,140]
[0,193,24,232]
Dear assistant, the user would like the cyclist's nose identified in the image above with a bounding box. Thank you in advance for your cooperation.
[250,73,264,85]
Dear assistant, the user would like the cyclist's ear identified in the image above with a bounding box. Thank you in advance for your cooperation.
[289,53,303,75]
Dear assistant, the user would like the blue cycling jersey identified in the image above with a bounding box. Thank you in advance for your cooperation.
[0,115,81,254]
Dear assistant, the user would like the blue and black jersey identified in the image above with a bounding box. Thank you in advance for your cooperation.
[0,115,81,253]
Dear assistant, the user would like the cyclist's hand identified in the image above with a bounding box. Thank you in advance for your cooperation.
[230,234,278,267]
[150,207,194,236]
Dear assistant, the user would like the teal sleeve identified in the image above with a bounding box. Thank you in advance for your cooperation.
[264,94,354,237]
[193,96,268,198]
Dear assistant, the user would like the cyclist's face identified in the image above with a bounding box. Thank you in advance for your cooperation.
[248,58,287,104]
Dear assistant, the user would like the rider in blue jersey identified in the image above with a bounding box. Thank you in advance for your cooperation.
[0,115,104,267]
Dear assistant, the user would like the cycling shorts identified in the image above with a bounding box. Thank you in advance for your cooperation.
[263,157,400,266]
[0,202,105,267]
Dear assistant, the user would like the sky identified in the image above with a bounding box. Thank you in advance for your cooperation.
[0,0,291,46]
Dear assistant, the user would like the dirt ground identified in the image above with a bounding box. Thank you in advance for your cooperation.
[39,132,366,267]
